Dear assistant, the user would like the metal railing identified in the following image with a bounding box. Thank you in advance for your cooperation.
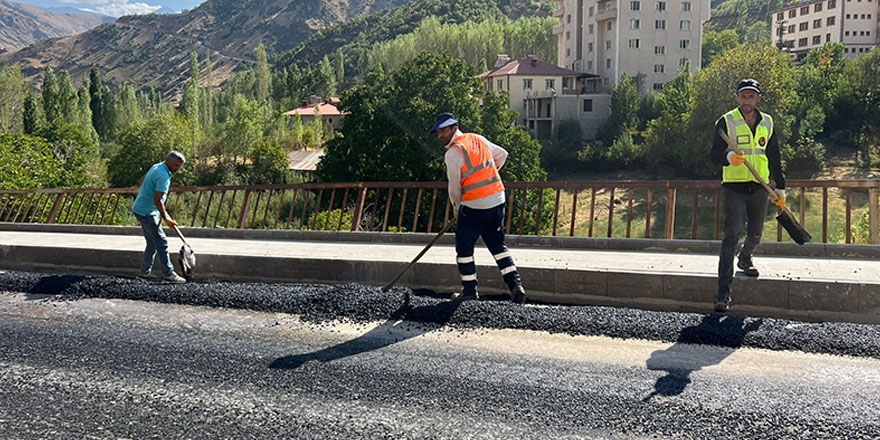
[1,179,878,244]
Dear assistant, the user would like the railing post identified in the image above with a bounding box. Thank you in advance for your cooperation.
[869,187,879,245]
[46,193,65,224]
[351,187,367,231]
[237,189,254,229]
[664,187,677,240]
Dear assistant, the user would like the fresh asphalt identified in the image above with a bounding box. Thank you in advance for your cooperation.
[1,270,879,439]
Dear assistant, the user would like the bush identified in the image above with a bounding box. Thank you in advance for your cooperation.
[108,113,194,188]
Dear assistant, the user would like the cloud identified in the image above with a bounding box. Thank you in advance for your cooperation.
[60,0,163,17]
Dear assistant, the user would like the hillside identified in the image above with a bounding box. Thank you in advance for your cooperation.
[278,0,554,70]
[0,0,408,92]
[0,0,112,51]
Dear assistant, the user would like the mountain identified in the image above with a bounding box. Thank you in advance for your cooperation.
[0,0,113,51]
[0,0,408,93]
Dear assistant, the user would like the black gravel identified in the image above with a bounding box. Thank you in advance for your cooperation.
[2,270,879,359]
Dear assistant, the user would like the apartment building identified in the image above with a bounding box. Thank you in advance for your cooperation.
[555,0,710,93]
[771,0,879,59]
[478,55,611,140]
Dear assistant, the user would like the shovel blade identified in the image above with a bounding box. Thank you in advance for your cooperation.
[776,210,811,245]
[179,244,196,279]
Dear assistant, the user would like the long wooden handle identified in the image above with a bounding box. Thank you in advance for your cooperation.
[717,130,798,218]
[172,225,189,246]
[381,220,455,292]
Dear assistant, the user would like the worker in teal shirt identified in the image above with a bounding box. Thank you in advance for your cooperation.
[132,151,186,282]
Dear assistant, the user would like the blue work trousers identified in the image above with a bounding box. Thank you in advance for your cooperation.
[455,204,521,294]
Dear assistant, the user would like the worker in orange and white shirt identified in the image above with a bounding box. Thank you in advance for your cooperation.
[430,112,526,304]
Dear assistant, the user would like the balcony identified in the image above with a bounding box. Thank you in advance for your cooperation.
[595,5,617,20]
[552,7,564,17]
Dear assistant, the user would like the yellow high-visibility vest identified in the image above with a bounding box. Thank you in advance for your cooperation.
[720,108,773,184]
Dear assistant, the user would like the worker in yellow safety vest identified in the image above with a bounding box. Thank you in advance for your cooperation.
[430,112,526,304]
[710,79,786,313]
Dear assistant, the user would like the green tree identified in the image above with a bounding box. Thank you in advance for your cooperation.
[702,29,738,68]
[0,133,61,189]
[643,65,694,175]
[42,67,61,123]
[541,119,585,172]
[108,113,194,187]
[255,43,271,102]
[835,47,880,166]
[0,64,28,134]
[23,88,39,135]
[89,67,109,139]
[56,70,78,124]
[597,74,640,146]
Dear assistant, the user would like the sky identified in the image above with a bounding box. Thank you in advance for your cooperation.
[12,0,205,17]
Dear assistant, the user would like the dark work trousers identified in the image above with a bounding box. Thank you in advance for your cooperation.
[455,204,521,294]
[717,186,769,302]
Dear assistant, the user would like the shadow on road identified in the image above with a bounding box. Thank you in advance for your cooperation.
[643,314,762,401]
[25,274,88,299]
[269,292,463,370]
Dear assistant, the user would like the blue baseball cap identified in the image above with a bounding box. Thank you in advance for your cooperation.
[429,112,458,133]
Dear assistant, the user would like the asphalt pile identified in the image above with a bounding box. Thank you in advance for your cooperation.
[2,270,879,359]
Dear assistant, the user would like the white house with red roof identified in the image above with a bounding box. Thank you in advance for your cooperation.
[283,97,346,130]
[478,55,610,140]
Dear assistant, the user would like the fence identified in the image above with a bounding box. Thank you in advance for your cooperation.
[1,179,878,244]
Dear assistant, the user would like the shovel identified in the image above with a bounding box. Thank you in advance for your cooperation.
[719,130,812,245]
[382,220,455,292]
[172,225,197,280]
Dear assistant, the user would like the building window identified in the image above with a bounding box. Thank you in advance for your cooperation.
[800,22,809,31]
[827,16,836,25]
[655,19,666,29]
[655,45,665,55]
[827,33,832,42]
[656,1,666,11]
[799,37,808,46]
[777,12,784,20]
[815,2,823,11]
[583,99,593,112]
[653,83,664,91]
[566,31,570,40]
[680,20,691,30]
[606,40,612,49]
[829,0,836,8]
[789,9,796,18]
[813,19,821,28]
[813,35,822,44]
[846,14,850,18]
[679,58,689,66]
[630,1,641,10]
[630,19,641,29]
[546,79,555,89]
[588,24,594,34]
[679,39,690,49]
[845,30,850,36]
[566,48,571,56]
[800,6,809,14]
[588,42,594,52]
[587,61,594,70]
[497,80,503,90]
[607,22,612,31]
[523,79,532,90]
[788,24,795,33]
[681,1,691,11]
[589,6,594,16]
[654,64,665,73]
[606,58,612,68]
[566,14,571,23]
[629,38,641,48]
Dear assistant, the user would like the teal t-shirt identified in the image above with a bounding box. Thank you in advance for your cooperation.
[132,162,173,216]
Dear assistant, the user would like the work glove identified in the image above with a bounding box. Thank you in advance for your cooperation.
[772,189,786,209]
[726,151,746,167]
[165,218,179,228]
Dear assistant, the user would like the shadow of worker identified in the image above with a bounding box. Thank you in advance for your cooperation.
[643,314,762,401]
[269,293,463,370]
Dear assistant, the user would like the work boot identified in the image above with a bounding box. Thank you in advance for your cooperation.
[713,294,730,313]
[451,290,479,301]
[163,273,187,283]
[510,284,527,304]
[137,272,152,280]
[737,255,759,277]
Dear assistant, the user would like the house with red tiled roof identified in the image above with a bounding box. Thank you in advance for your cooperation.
[283,97,346,130]
[478,55,610,140]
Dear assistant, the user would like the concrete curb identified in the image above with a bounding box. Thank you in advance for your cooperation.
[2,242,878,325]
[3,222,880,259]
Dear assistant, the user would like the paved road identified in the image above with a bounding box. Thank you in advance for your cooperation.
[1,273,879,439]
